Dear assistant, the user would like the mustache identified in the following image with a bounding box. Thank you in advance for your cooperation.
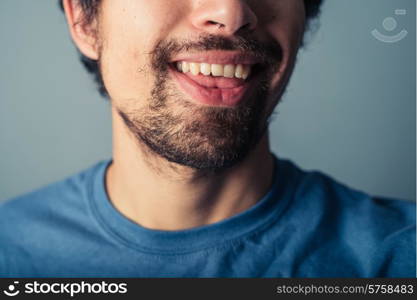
[151,34,283,71]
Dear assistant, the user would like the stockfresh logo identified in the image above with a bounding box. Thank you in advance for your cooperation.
[3,281,20,297]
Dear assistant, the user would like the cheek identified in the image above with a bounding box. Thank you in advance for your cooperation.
[98,1,185,101]
[257,1,305,113]
[263,0,305,65]
[100,36,153,102]
[267,17,304,91]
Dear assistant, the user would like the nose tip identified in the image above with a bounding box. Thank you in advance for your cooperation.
[191,0,258,36]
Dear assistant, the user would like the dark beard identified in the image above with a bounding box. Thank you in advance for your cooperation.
[118,34,282,172]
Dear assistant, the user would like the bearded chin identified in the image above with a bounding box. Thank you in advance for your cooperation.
[118,73,270,172]
[116,35,280,172]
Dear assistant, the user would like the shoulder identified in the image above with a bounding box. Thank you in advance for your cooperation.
[0,160,108,221]
[279,159,416,277]
[282,158,415,224]
[295,163,415,224]
[295,163,415,229]
[0,160,109,275]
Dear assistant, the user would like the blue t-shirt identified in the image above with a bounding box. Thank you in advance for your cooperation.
[0,157,415,277]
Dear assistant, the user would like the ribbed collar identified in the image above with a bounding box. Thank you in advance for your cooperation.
[87,155,295,255]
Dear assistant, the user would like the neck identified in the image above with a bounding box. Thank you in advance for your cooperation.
[106,110,275,231]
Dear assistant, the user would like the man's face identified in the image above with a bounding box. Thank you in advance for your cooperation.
[93,0,306,171]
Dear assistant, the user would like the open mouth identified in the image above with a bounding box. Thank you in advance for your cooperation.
[169,56,265,107]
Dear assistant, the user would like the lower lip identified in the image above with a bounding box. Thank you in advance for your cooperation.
[169,67,256,107]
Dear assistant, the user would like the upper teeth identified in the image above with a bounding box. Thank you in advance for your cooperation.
[176,62,251,80]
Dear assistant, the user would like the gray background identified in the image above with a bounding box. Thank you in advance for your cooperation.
[0,0,415,202]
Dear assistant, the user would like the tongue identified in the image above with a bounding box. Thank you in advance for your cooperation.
[182,72,246,89]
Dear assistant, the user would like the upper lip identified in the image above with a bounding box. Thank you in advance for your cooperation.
[170,50,262,65]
